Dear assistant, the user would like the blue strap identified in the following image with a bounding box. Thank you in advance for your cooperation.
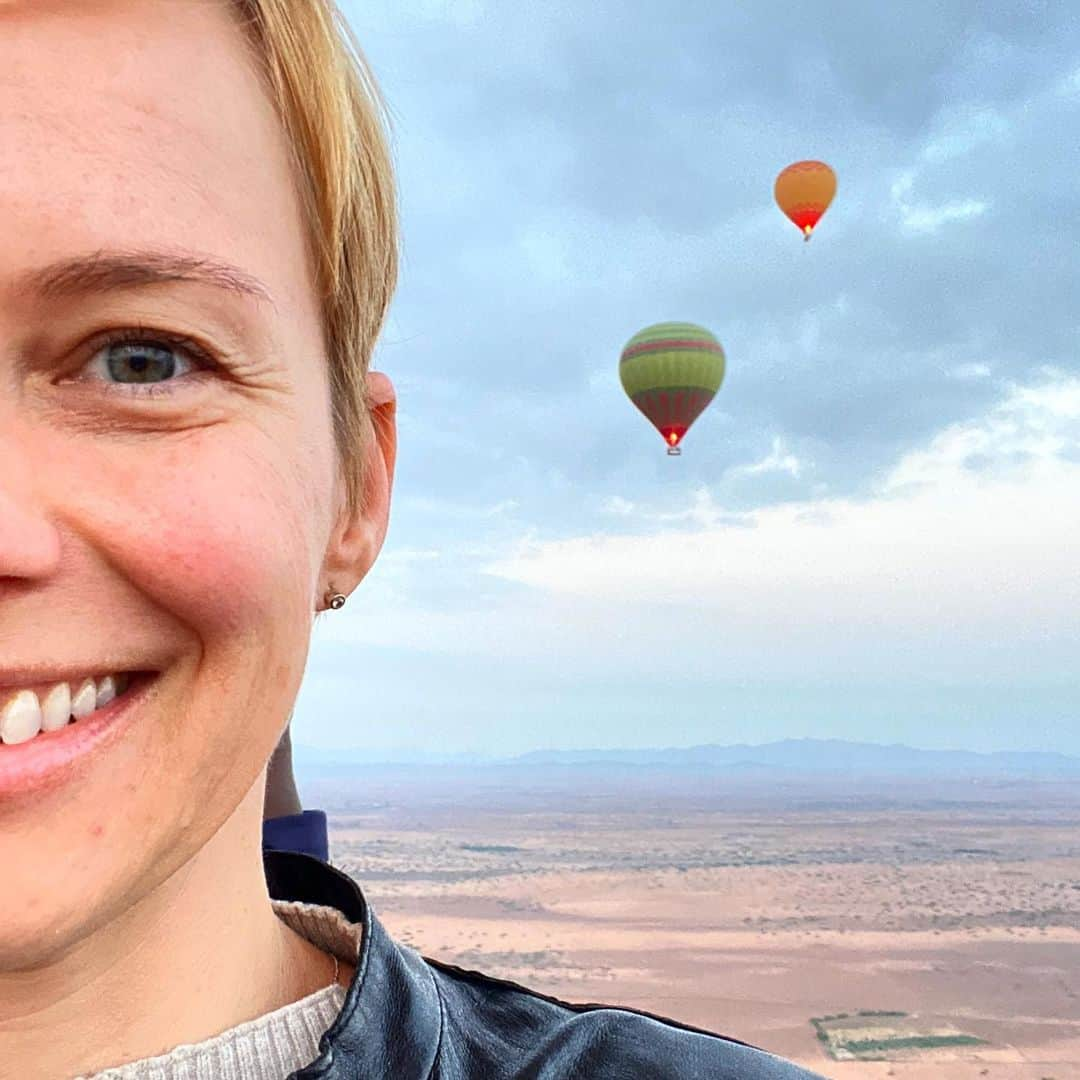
[262,809,329,863]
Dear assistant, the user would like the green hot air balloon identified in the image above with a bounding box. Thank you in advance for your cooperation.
[619,322,726,455]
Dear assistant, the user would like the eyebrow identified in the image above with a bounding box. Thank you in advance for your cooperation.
[14,249,277,311]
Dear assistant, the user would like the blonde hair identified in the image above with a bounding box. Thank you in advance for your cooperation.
[229,0,398,520]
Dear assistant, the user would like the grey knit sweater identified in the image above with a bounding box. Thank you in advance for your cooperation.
[75,901,361,1080]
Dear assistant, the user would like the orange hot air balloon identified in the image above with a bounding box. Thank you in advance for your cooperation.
[774,160,836,241]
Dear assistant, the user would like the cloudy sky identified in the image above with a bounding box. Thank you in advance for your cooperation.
[293,0,1080,759]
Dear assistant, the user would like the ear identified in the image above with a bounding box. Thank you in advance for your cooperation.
[319,370,397,601]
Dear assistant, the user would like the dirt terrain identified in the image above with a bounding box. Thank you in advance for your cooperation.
[306,768,1080,1078]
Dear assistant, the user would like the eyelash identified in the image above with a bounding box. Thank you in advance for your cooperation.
[83,326,219,399]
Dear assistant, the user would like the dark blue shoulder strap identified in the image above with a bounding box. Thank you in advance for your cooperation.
[262,809,329,862]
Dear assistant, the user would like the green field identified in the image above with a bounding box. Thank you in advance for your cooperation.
[810,1012,987,1061]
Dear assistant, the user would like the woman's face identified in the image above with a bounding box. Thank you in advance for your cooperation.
[0,1,393,963]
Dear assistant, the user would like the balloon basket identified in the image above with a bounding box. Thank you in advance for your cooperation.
[666,446,682,456]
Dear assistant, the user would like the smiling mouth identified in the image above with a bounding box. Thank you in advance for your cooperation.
[0,671,157,747]
[0,669,162,800]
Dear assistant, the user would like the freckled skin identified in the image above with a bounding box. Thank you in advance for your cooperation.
[0,2,394,1075]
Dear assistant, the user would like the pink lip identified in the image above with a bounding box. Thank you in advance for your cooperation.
[0,671,159,802]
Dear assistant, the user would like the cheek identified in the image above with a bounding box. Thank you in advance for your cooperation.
[78,433,323,805]
[77,430,327,644]
[0,429,332,925]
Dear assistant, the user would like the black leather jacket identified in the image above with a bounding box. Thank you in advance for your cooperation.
[266,850,825,1079]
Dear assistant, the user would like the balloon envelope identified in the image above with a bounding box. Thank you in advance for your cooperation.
[774,160,836,239]
[619,322,725,451]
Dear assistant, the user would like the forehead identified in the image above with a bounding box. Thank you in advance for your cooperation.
[0,0,315,319]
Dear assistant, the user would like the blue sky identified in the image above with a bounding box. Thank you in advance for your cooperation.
[293,0,1080,758]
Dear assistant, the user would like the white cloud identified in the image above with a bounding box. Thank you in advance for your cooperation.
[484,499,520,516]
[725,436,803,480]
[603,495,635,515]
[470,373,1080,679]
[883,370,1079,491]
[650,486,747,529]
[889,145,990,234]
[890,170,917,204]
[900,198,989,233]
[920,106,1009,165]
[890,170,988,232]
[325,374,1079,688]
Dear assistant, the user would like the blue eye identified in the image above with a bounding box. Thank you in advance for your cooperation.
[85,330,214,398]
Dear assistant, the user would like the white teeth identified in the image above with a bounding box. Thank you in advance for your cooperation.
[0,690,43,745]
[0,673,133,744]
[95,675,117,710]
[70,679,98,720]
[40,682,73,732]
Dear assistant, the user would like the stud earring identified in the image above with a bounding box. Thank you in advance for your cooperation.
[324,587,347,611]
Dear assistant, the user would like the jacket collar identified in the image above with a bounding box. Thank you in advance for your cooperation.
[264,849,443,1079]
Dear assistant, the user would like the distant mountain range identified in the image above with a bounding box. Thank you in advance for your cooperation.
[293,737,1080,777]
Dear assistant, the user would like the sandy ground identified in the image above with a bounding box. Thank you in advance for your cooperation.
[310,772,1080,1079]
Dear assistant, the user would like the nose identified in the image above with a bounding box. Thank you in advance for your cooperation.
[0,415,62,581]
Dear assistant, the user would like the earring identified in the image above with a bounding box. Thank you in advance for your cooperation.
[324,587,347,611]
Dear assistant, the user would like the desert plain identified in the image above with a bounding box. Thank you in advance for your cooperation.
[304,765,1080,1079]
